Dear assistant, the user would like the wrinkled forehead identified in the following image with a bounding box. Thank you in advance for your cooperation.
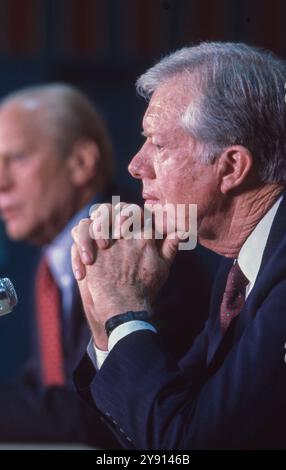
[143,77,192,134]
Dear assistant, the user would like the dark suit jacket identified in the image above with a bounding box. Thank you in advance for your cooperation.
[0,224,213,446]
[74,192,286,450]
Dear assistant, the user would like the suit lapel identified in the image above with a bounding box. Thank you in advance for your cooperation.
[233,190,286,340]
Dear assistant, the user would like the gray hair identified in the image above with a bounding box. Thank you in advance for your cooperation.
[0,83,114,184]
[136,42,286,184]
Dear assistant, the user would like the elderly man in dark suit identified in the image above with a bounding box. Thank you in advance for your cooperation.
[71,42,286,449]
[0,84,211,446]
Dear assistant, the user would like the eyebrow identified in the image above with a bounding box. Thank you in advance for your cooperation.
[141,130,166,142]
[141,130,163,138]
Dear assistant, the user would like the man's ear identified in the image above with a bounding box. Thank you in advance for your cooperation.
[216,145,254,194]
[68,140,100,187]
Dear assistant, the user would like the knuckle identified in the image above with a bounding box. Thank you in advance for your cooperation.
[79,217,91,227]
[91,203,112,220]
[71,226,78,241]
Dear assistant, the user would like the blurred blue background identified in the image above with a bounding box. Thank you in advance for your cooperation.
[0,0,285,380]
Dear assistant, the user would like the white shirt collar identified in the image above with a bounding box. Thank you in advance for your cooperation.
[238,194,283,291]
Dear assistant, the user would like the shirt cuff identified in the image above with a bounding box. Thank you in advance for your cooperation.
[108,320,157,351]
[87,320,157,371]
[87,338,109,370]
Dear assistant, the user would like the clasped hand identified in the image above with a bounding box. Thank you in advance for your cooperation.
[71,203,179,349]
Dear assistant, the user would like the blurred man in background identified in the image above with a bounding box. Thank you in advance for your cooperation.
[0,83,212,446]
[0,84,118,446]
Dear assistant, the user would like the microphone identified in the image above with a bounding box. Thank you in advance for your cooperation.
[0,278,18,316]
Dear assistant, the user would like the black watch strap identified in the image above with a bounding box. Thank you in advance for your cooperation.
[105,310,151,337]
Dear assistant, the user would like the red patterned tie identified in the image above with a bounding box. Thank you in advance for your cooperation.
[220,261,249,334]
[36,256,65,386]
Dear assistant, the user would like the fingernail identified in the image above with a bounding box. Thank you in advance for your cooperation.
[101,239,109,249]
[82,251,93,264]
[75,269,83,280]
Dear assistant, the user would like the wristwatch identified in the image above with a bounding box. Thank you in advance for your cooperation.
[105,310,151,337]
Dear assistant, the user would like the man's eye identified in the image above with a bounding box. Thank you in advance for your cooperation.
[11,154,27,162]
[155,144,164,150]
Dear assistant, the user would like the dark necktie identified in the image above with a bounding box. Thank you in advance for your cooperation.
[36,256,65,386]
[220,261,249,334]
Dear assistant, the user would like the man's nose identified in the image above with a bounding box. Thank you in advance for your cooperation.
[0,159,13,191]
[128,148,155,180]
